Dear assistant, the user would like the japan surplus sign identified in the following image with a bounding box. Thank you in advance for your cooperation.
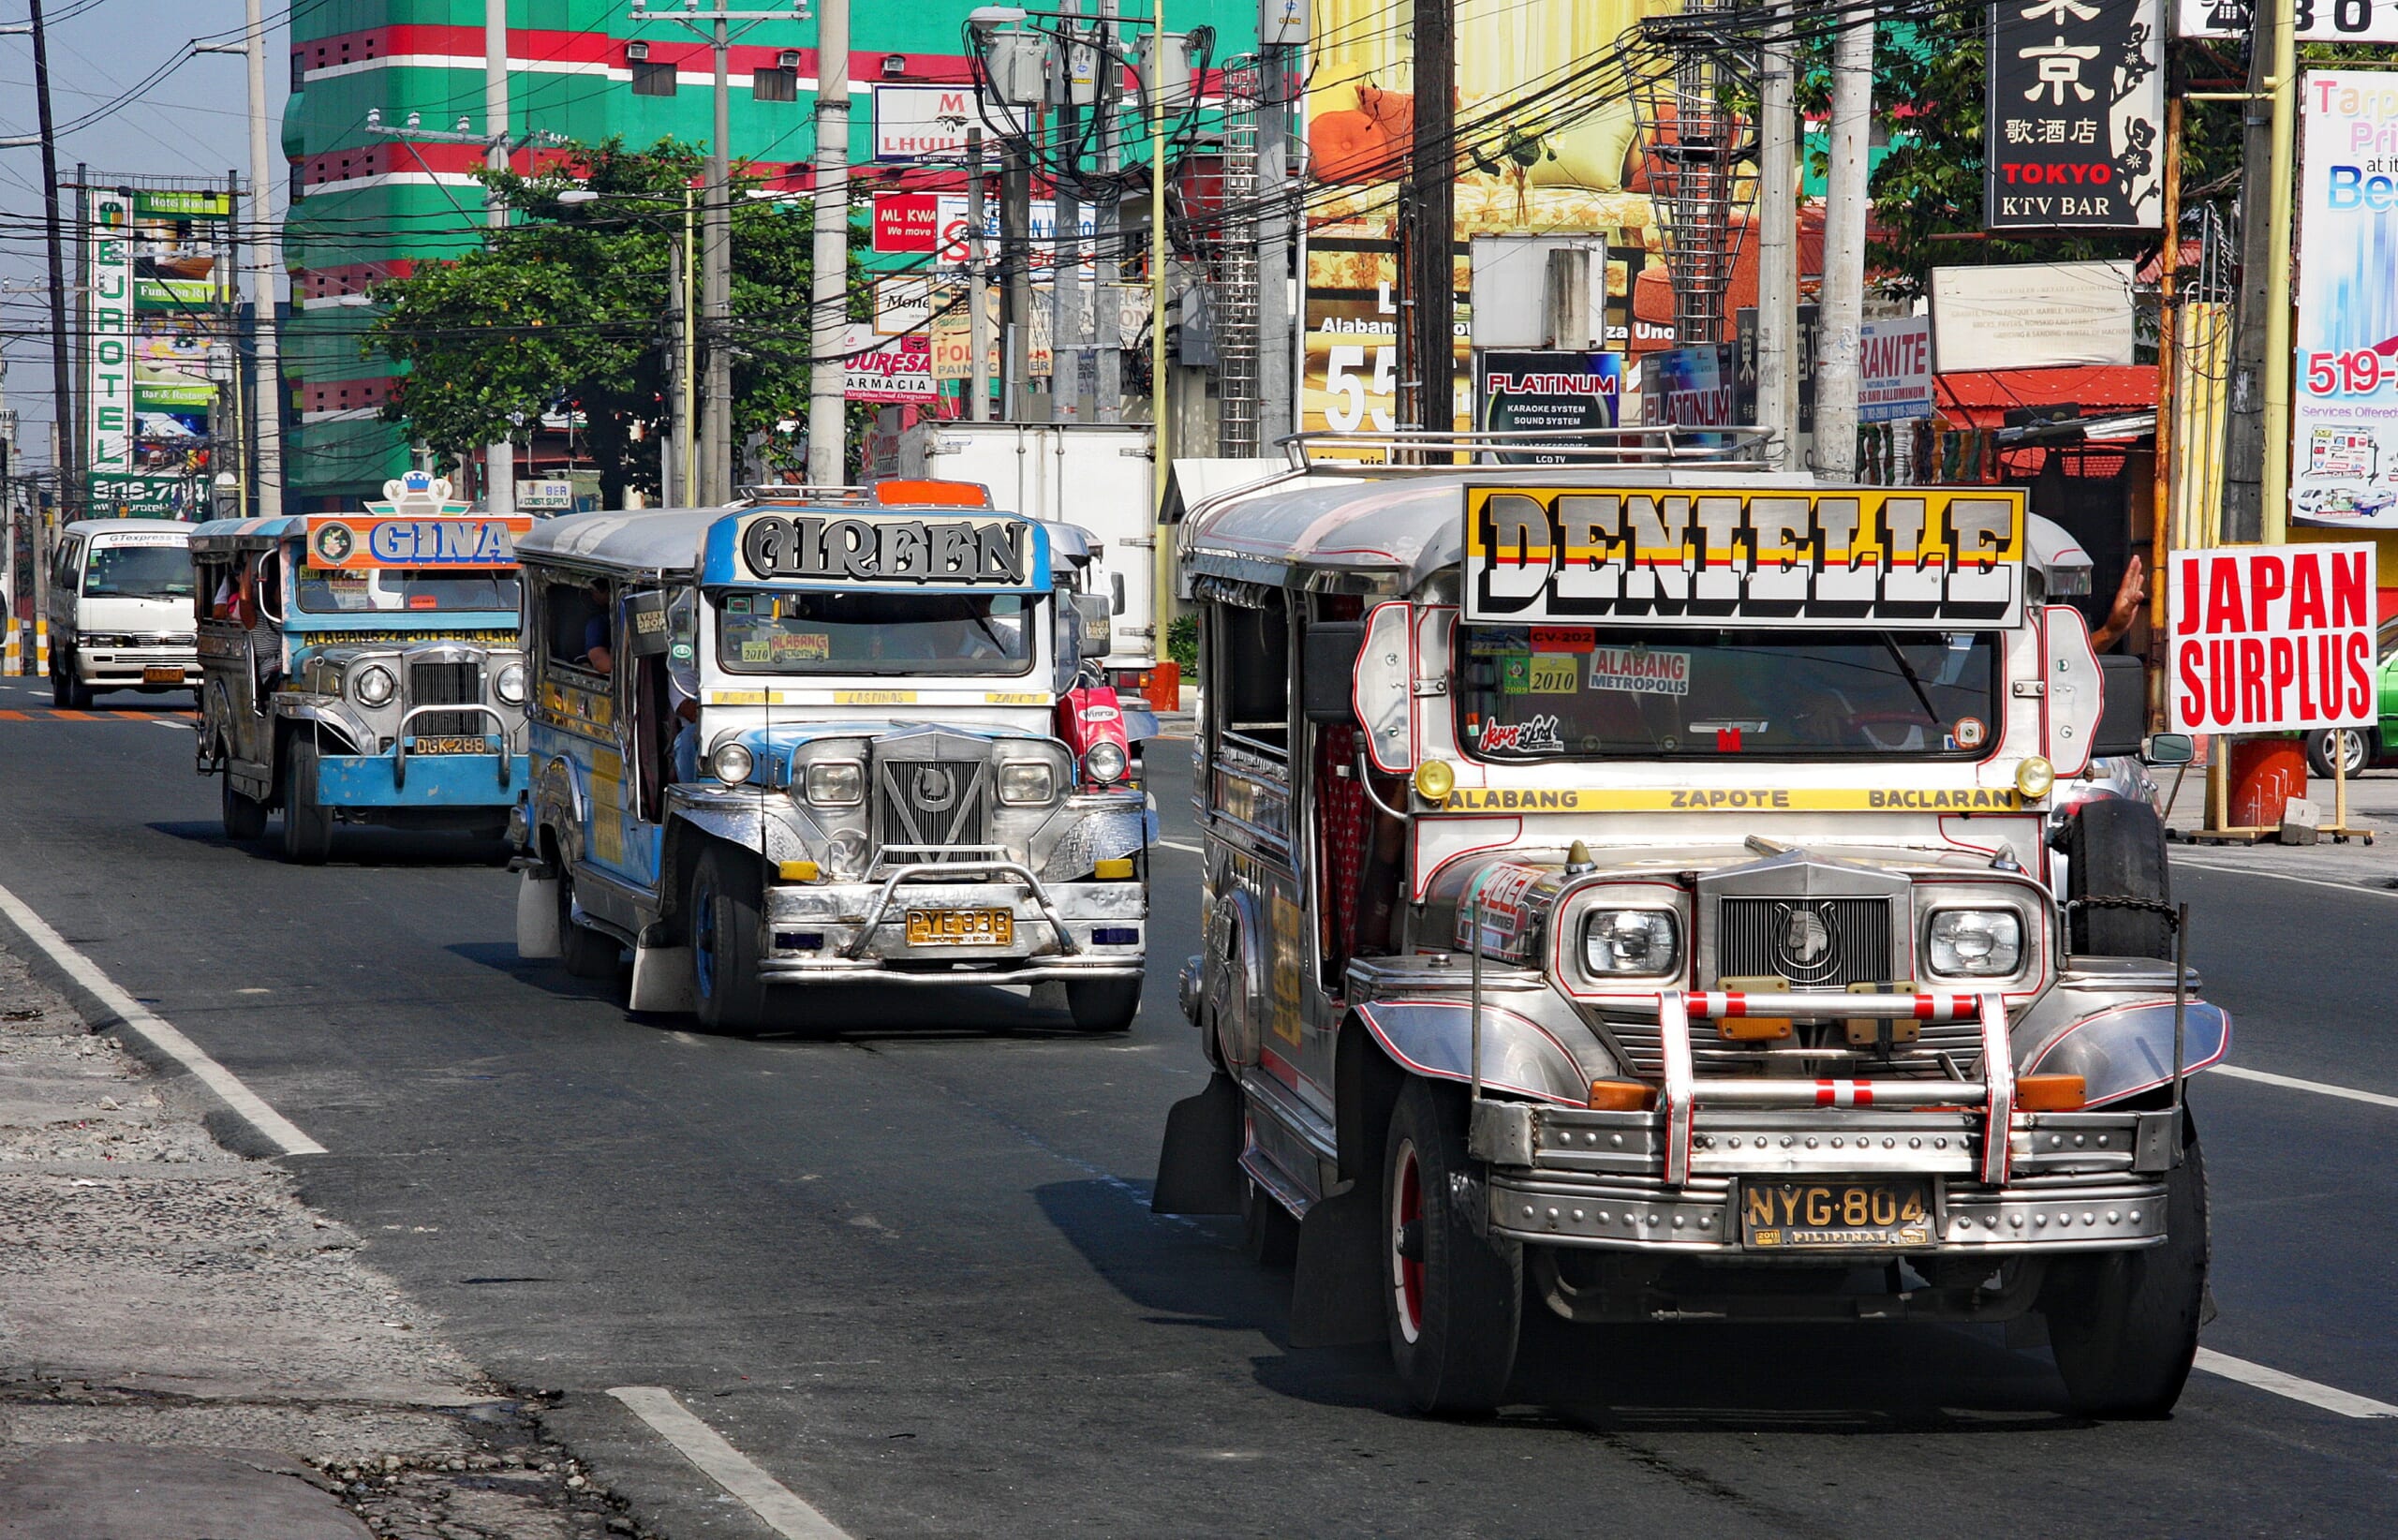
[1985,0,2164,232]
[2292,72,2398,526]
[2169,545,2378,734]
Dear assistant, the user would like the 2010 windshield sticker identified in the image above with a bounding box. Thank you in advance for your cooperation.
[1479,713,1566,755]
[738,513,1027,585]
[1588,646,1690,695]
[1462,486,2024,627]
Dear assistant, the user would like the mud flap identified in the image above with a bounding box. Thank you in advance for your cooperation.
[1288,1181,1384,1348]
[629,943,696,1014]
[1151,1071,1244,1216]
[516,873,561,960]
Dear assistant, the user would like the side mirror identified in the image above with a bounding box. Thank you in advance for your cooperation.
[1073,592,1112,654]
[2142,732,2195,767]
[2094,652,2147,757]
[1301,620,1365,722]
[1355,602,1416,770]
[624,589,673,657]
[1111,570,1126,616]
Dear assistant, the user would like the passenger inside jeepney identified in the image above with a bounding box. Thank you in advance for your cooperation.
[1457,626,1999,761]
[582,581,614,674]
[291,565,521,615]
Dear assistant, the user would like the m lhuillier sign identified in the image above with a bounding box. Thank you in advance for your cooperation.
[1985,0,2164,232]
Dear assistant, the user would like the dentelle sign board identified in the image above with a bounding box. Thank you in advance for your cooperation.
[2169,544,2378,734]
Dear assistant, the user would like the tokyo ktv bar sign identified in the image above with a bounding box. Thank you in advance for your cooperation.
[1984,0,2165,232]
[1462,487,2026,628]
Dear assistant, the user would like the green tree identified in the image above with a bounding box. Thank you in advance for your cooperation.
[368,138,866,506]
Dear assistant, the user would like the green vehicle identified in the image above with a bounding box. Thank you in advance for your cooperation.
[2305,616,2398,777]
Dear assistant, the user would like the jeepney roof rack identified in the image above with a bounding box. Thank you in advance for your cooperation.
[1276,426,1776,473]
[736,483,876,505]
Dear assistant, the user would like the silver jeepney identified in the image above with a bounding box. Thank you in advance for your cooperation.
[1154,432,2215,1418]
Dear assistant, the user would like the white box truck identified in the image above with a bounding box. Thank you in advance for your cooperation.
[892,422,1157,678]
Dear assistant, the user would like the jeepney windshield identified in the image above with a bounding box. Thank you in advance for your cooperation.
[82,543,193,600]
[292,565,522,615]
[714,589,1036,676]
[1456,625,2001,762]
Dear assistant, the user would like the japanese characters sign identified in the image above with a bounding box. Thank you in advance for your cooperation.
[1985,0,2164,232]
[2292,72,2398,526]
[1462,486,2026,627]
[2169,545,2378,734]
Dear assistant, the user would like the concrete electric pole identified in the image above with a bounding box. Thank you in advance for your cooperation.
[1754,2,1798,471]
[483,0,513,515]
[241,0,286,517]
[1813,7,1873,480]
[806,0,850,486]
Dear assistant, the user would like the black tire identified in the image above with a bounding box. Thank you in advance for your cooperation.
[689,843,771,1032]
[1241,1173,1300,1267]
[279,740,333,865]
[555,862,622,980]
[2304,727,2370,779]
[47,654,68,708]
[1383,1078,1520,1415]
[2065,797,2172,959]
[220,773,267,841]
[1065,975,1142,1032]
[2043,1118,2208,1418]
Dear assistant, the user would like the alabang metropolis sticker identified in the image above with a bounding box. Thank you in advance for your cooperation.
[1463,485,2025,626]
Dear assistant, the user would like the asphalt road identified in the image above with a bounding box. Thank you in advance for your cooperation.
[0,681,2392,1538]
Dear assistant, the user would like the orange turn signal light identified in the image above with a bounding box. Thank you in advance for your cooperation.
[1587,1079,1659,1112]
[1718,1016,1795,1042]
[2016,1073,2088,1112]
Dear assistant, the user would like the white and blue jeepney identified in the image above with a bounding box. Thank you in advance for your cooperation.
[191,480,532,863]
[510,487,1154,1032]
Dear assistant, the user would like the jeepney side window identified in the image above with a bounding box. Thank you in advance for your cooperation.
[543,578,610,677]
[197,555,235,621]
[1216,593,1290,758]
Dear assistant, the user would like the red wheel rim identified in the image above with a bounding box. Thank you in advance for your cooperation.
[1392,1139,1424,1342]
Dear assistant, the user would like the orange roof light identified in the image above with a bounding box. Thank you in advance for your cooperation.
[872,479,992,508]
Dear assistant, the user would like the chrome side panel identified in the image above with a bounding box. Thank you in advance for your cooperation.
[1352,998,1591,1107]
[2027,1000,2231,1106]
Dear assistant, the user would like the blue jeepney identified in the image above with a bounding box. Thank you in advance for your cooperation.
[510,486,1154,1033]
[190,476,531,864]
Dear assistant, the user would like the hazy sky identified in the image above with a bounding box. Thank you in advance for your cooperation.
[0,0,283,472]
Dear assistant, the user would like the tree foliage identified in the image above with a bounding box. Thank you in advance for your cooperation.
[369,138,865,505]
[1798,7,2247,300]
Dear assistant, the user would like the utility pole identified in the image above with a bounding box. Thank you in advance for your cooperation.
[2258,0,2298,541]
[1813,7,1873,480]
[1754,2,1798,470]
[806,0,850,485]
[636,4,807,499]
[1092,0,1123,422]
[483,0,513,514]
[28,0,70,674]
[968,128,993,422]
[2221,0,2283,543]
[1403,0,1456,445]
[1003,135,1033,421]
[1052,2,1084,424]
[244,0,286,517]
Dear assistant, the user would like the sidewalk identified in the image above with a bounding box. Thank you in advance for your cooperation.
[2161,764,2398,889]
[0,946,644,1540]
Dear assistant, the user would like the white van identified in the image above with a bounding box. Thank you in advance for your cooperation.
[49,519,200,707]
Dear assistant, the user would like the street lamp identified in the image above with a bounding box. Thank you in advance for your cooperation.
[551,185,698,506]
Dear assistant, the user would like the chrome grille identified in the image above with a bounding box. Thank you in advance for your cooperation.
[408,660,482,736]
[1718,896,1892,988]
[875,758,990,857]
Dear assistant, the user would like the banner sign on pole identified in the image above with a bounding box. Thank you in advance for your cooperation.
[82,188,137,487]
[2292,71,2398,526]
[2178,0,2398,42]
[840,323,938,403]
[1475,350,1622,462]
[1985,0,2165,232]
[1857,317,1935,422]
[2169,544,2380,733]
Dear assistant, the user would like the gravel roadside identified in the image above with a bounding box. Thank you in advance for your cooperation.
[0,940,656,1540]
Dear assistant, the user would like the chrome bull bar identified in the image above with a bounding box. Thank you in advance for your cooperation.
[840,856,1083,960]
[1653,990,2014,1190]
[391,703,512,792]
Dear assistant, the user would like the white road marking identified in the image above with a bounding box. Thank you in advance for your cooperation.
[0,879,327,1157]
[2213,1064,2398,1111]
[1157,838,1203,854]
[2195,1349,2398,1418]
[607,1386,852,1540]
[2171,856,2398,899]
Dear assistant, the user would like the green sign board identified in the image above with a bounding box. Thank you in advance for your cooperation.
[86,472,196,517]
[133,189,231,220]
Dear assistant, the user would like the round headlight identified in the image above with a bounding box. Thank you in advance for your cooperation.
[1413,759,1455,806]
[711,740,755,786]
[1083,740,1128,785]
[351,664,395,706]
[495,660,526,704]
[2015,755,2056,800]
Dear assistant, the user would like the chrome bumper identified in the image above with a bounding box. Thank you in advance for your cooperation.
[760,871,1145,983]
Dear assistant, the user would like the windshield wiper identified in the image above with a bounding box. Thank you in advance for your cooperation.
[1877,635,1941,724]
